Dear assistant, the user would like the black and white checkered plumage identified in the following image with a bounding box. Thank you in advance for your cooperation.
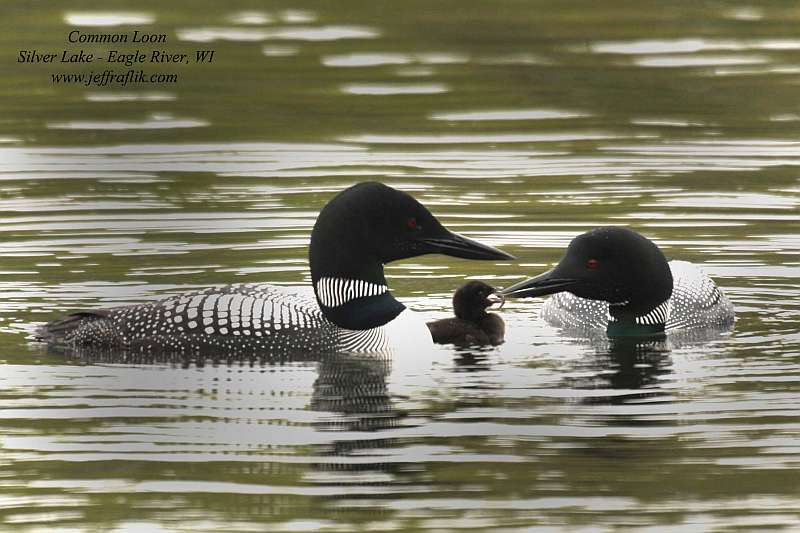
[541,261,735,332]
[41,282,396,356]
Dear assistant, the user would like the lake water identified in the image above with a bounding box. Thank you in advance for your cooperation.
[1,1,800,531]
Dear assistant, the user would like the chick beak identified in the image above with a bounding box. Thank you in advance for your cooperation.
[487,291,505,310]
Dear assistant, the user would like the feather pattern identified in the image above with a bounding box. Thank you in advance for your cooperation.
[315,277,388,308]
[540,261,734,332]
[38,282,399,356]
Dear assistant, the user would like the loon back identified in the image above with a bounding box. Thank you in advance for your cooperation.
[37,283,400,357]
[540,261,735,333]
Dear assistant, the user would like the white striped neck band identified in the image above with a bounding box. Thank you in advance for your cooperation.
[315,277,389,308]
[610,298,670,326]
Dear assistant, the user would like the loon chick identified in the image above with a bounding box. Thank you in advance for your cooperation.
[427,281,505,346]
[501,227,734,336]
[38,182,514,355]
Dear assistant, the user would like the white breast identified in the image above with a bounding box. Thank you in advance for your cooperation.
[336,308,433,354]
[383,308,434,350]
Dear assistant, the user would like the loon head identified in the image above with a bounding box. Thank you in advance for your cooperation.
[501,227,673,320]
[453,281,503,323]
[310,182,514,330]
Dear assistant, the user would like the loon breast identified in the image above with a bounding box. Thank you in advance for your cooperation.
[40,283,433,357]
[330,309,431,353]
[540,261,735,332]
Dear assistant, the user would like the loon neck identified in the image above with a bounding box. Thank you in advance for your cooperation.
[607,259,673,325]
[608,295,670,327]
[456,307,488,323]
[310,250,405,330]
[319,288,405,330]
[606,320,666,337]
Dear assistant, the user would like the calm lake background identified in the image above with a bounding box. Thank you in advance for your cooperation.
[1,1,800,531]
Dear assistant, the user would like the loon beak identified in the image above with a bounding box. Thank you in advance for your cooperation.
[500,268,579,298]
[487,291,505,309]
[420,231,515,261]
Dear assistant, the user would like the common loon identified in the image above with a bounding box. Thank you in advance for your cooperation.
[427,281,505,346]
[38,182,514,355]
[501,227,735,336]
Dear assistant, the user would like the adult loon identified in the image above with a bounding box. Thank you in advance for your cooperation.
[427,281,505,346]
[501,227,735,336]
[38,182,514,355]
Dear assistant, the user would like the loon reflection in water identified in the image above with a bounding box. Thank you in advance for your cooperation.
[502,227,735,337]
[36,182,513,357]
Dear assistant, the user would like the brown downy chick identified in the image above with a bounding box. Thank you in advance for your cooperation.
[427,281,505,346]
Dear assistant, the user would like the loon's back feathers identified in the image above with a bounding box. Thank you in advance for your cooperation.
[39,284,338,356]
[663,261,734,331]
[38,283,416,356]
[38,309,116,347]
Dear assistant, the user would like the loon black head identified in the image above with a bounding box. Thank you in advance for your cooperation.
[310,182,514,330]
[453,281,503,323]
[501,227,673,321]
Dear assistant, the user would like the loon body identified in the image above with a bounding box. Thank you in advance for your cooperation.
[538,261,734,333]
[427,281,505,346]
[501,227,734,336]
[38,182,513,356]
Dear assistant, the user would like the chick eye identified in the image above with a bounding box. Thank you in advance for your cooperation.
[406,217,421,231]
[586,259,599,270]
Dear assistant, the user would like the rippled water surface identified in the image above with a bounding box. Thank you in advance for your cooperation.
[1,1,800,531]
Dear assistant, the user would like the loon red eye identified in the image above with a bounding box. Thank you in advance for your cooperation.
[406,217,420,230]
[586,258,599,270]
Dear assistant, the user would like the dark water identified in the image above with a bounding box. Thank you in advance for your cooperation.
[1,1,800,530]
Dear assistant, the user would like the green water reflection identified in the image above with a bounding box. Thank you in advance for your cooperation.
[1,0,800,531]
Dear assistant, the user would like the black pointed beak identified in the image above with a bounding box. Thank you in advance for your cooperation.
[500,268,579,298]
[420,231,515,261]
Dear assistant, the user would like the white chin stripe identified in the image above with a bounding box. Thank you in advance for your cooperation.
[315,277,388,308]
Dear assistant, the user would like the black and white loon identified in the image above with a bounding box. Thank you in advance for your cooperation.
[38,182,514,355]
[501,227,735,336]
